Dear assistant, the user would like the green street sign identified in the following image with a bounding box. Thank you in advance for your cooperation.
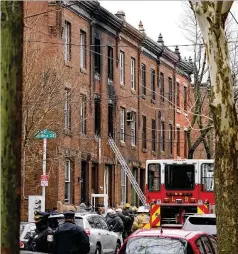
[35,129,56,139]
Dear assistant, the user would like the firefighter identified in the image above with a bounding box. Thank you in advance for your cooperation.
[131,206,150,232]
[27,211,51,252]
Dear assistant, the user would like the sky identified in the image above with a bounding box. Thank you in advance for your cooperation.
[99,1,238,60]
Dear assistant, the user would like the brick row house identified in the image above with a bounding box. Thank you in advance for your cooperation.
[21,1,194,220]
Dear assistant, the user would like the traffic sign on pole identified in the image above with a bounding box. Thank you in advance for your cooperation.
[35,129,56,139]
[41,175,49,187]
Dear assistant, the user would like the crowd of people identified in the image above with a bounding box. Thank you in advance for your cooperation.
[25,203,150,254]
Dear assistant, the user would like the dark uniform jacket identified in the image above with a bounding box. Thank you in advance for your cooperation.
[106,213,124,232]
[54,221,90,254]
[27,227,50,253]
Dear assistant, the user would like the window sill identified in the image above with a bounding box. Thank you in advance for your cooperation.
[141,94,146,99]
[176,108,181,114]
[151,99,156,104]
[131,88,136,95]
[120,84,125,89]
[64,61,72,68]
[160,150,165,155]
[142,148,147,153]
[64,129,72,136]
[131,145,137,151]
[120,140,126,147]
[80,67,87,75]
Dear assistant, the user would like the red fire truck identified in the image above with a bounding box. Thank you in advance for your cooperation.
[145,159,215,228]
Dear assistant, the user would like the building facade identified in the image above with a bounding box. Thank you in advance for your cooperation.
[22,1,193,220]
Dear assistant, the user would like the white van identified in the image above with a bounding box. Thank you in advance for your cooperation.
[182,214,216,236]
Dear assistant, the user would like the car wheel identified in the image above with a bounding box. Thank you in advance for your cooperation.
[94,244,101,254]
[114,242,120,254]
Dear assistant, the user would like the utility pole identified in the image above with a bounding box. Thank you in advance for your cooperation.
[1,1,23,253]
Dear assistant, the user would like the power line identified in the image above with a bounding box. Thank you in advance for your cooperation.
[230,11,238,26]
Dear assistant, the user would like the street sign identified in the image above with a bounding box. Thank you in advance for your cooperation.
[41,175,49,187]
[35,129,56,139]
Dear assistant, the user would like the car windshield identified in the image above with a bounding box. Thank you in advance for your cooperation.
[126,237,187,254]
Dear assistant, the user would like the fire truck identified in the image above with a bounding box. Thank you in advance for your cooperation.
[145,159,215,228]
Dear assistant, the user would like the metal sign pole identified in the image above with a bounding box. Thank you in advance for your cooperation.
[42,138,47,212]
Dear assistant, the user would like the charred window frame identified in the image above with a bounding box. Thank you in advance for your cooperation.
[142,115,147,149]
[94,38,101,74]
[141,64,146,96]
[108,104,114,138]
[108,46,113,80]
[160,73,164,101]
[152,119,156,152]
[94,98,101,136]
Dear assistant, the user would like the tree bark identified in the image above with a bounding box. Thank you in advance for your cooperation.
[1,2,23,253]
[192,2,238,253]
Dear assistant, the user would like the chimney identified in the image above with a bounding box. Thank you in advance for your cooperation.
[175,45,181,60]
[157,33,164,46]
[138,21,145,33]
[115,10,126,21]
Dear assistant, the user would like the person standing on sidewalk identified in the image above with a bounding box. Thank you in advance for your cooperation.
[53,211,90,254]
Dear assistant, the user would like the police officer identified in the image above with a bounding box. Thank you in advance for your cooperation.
[54,211,90,254]
[27,210,51,252]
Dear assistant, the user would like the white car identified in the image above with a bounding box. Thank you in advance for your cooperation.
[182,213,216,236]
[50,212,121,254]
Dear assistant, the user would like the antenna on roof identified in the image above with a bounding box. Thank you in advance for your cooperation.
[160,226,163,234]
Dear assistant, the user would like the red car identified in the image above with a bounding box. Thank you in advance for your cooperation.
[118,228,217,254]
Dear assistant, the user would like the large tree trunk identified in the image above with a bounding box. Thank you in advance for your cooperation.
[1,2,23,253]
[192,2,238,253]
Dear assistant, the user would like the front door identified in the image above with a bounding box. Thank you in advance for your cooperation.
[104,165,113,206]
[81,160,87,202]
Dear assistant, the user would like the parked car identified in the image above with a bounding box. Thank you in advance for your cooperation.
[20,222,36,250]
[182,214,216,237]
[50,212,121,254]
[118,228,217,254]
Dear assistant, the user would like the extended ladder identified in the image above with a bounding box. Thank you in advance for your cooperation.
[108,137,146,205]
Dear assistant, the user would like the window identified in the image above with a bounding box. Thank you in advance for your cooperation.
[151,69,155,100]
[64,89,71,130]
[108,46,113,80]
[65,159,71,202]
[177,82,180,107]
[177,128,180,156]
[201,163,214,191]
[121,170,126,204]
[94,98,101,136]
[131,113,136,146]
[80,95,86,134]
[208,236,218,253]
[152,120,156,152]
[160,73,164,101]
[196,238,206,254]
[158,112,162,152]
[142,115,146,149]
[184,86,187,111]
[120,108,125,141]
[201,236,214,254]
[108,104,114,138]
[184,130,187,158]
[80,30,86,68]
[168,77,173,104]
[148,164,160,191]
[169,124,173,155]
[131,57,135,90]
[120,51,125,85]
[165,164,195,190]
[141,64,146,95]
[162,121,165,152]
[64,21,71,62]
[94,38,101,74]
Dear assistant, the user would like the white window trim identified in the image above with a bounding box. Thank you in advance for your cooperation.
[64,21,71,62]
[65,159,71,202]
[120,108,125,141]
[131,58,135,90]
[80,31,86,68]
[120,51,124,85]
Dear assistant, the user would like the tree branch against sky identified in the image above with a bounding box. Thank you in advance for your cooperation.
[190,1,238,253]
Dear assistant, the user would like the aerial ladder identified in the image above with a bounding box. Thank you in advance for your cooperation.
[108,137,146,206]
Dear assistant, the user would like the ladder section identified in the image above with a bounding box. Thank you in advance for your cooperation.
[108,137,146,205]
